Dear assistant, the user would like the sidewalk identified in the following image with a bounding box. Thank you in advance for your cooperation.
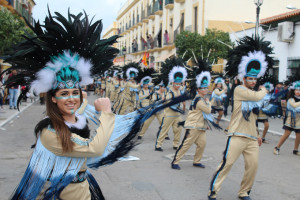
[0,99,36,128]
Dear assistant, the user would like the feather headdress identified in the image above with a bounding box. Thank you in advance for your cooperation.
[136,67,155,86]
[214,77,224,85]
[2,8,119,96]
[160,57,186,85]
[225,36,274,80]
[122,62,141,80]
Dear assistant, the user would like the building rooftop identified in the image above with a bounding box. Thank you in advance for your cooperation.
[261,9,300,24]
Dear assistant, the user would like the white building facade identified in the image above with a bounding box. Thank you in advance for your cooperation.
[230,9,300,82]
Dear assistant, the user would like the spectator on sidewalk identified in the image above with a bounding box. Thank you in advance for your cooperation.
[7,70,19,109]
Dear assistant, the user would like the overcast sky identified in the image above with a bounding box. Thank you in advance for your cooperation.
[32,0,127,33]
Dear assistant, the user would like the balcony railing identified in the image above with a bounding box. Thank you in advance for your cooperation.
[15,0,33,25]
[6,0,14,6]
[141,10,145,20]
[147,5,154,17]
[154,0,163,13]
[165,0,174,6]
[137,15,140,23]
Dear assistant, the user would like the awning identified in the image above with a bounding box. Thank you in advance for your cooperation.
[154,52,175,63]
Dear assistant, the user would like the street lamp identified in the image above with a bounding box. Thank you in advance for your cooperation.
[254,0,263,38]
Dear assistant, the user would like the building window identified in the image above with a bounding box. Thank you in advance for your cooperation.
[287,58,300,76]
[180,13,184,33]
[194,6,198,33]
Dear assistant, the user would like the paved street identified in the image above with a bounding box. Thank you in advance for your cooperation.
[0,93,299,200]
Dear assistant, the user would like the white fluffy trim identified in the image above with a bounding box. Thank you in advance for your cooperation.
[214,77,224,84]
[238,50,268,79]
[126,67,139,80]
[290,80,300,90]
[113,70,118,77]
[196,71,211,88]
[65,113,87,129]
[29,50,93,94]
[140,76,152,85]
[263,82,274,92]
[168,66,187,83]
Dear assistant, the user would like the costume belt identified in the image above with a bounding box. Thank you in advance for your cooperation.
[71,171,87,183]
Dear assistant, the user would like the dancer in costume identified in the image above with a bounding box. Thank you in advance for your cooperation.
[256,82,273,143]
[172,66,221,170]
[110,69,120,103]
[138,74,166,139]
[155,57,187,151]
[208,36,273,200]
[3,10,190,200]
[117,63,140,114]
[100,75,106,97]
[210,77,226,125]
[274,80,300,156]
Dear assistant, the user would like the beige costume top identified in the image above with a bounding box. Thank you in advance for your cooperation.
[284,98,300,129]
[139,88,150,108]
[227,86,267,140]
[164,87,182,117]
[123,81,140,101]
[210,88,225,109]
[184,95,211,130]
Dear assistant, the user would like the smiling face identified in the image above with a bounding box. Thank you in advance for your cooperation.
[295,89,300,97]
[52,88,81,117]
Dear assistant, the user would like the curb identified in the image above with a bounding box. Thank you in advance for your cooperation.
[0,102,35,128]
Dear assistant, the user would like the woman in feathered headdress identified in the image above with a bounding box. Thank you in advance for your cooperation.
[274,79,300,156]
[210,77,227,125]
[208,35,272,200]
[155,57,188,151]
[114,62,141,114]
[171,57,222,170]
[2,9,189,200]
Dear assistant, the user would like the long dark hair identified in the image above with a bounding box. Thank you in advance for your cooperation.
[35,88,83,152]
[287,89,295,100]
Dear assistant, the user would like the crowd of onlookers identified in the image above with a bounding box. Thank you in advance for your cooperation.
[0,69,20,110]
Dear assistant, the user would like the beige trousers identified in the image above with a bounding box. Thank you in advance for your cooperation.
[118,98,134,115]
[172,129,206,164]
[155,115,182,148]
[208,136,259,198]
[139,113,163,137]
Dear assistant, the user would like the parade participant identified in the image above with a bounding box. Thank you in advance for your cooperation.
[224,78,231,116]
[117,63,141,114]
[100,75,106,97]
[172,70,220,170]
[2,10,192,199]
[155,58,187,151]
[110,69,120,103]
[138,75,166,139]
[257,82,274,143]
[112,73,125,113]
[208,36,273,200]
[274,80,300,156]
[210,77,226,125]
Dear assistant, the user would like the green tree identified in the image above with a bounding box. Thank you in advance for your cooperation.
[0,7,33,56]
[175,28,233,64]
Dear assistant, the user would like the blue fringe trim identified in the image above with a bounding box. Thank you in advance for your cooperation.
[11,139,85,200]
[241,98,264,121]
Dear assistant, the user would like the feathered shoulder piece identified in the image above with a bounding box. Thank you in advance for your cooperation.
[225,36,274,80]
[2,8,119,95]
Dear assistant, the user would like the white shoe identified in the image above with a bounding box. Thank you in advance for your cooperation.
[273,147,280,155]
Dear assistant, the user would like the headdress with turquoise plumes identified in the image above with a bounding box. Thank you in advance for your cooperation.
[290,80,300,90]
[188,55,212,96]
[136,67,155,86]
[225,36,274,80]
[214,77,225,85]
[122,62,141,80]
[263,82,274,92]
[2,8,119,96]
[196,72,211,88]
[160,57,186,85]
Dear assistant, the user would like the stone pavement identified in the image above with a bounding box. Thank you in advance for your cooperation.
[0,94,299,200]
